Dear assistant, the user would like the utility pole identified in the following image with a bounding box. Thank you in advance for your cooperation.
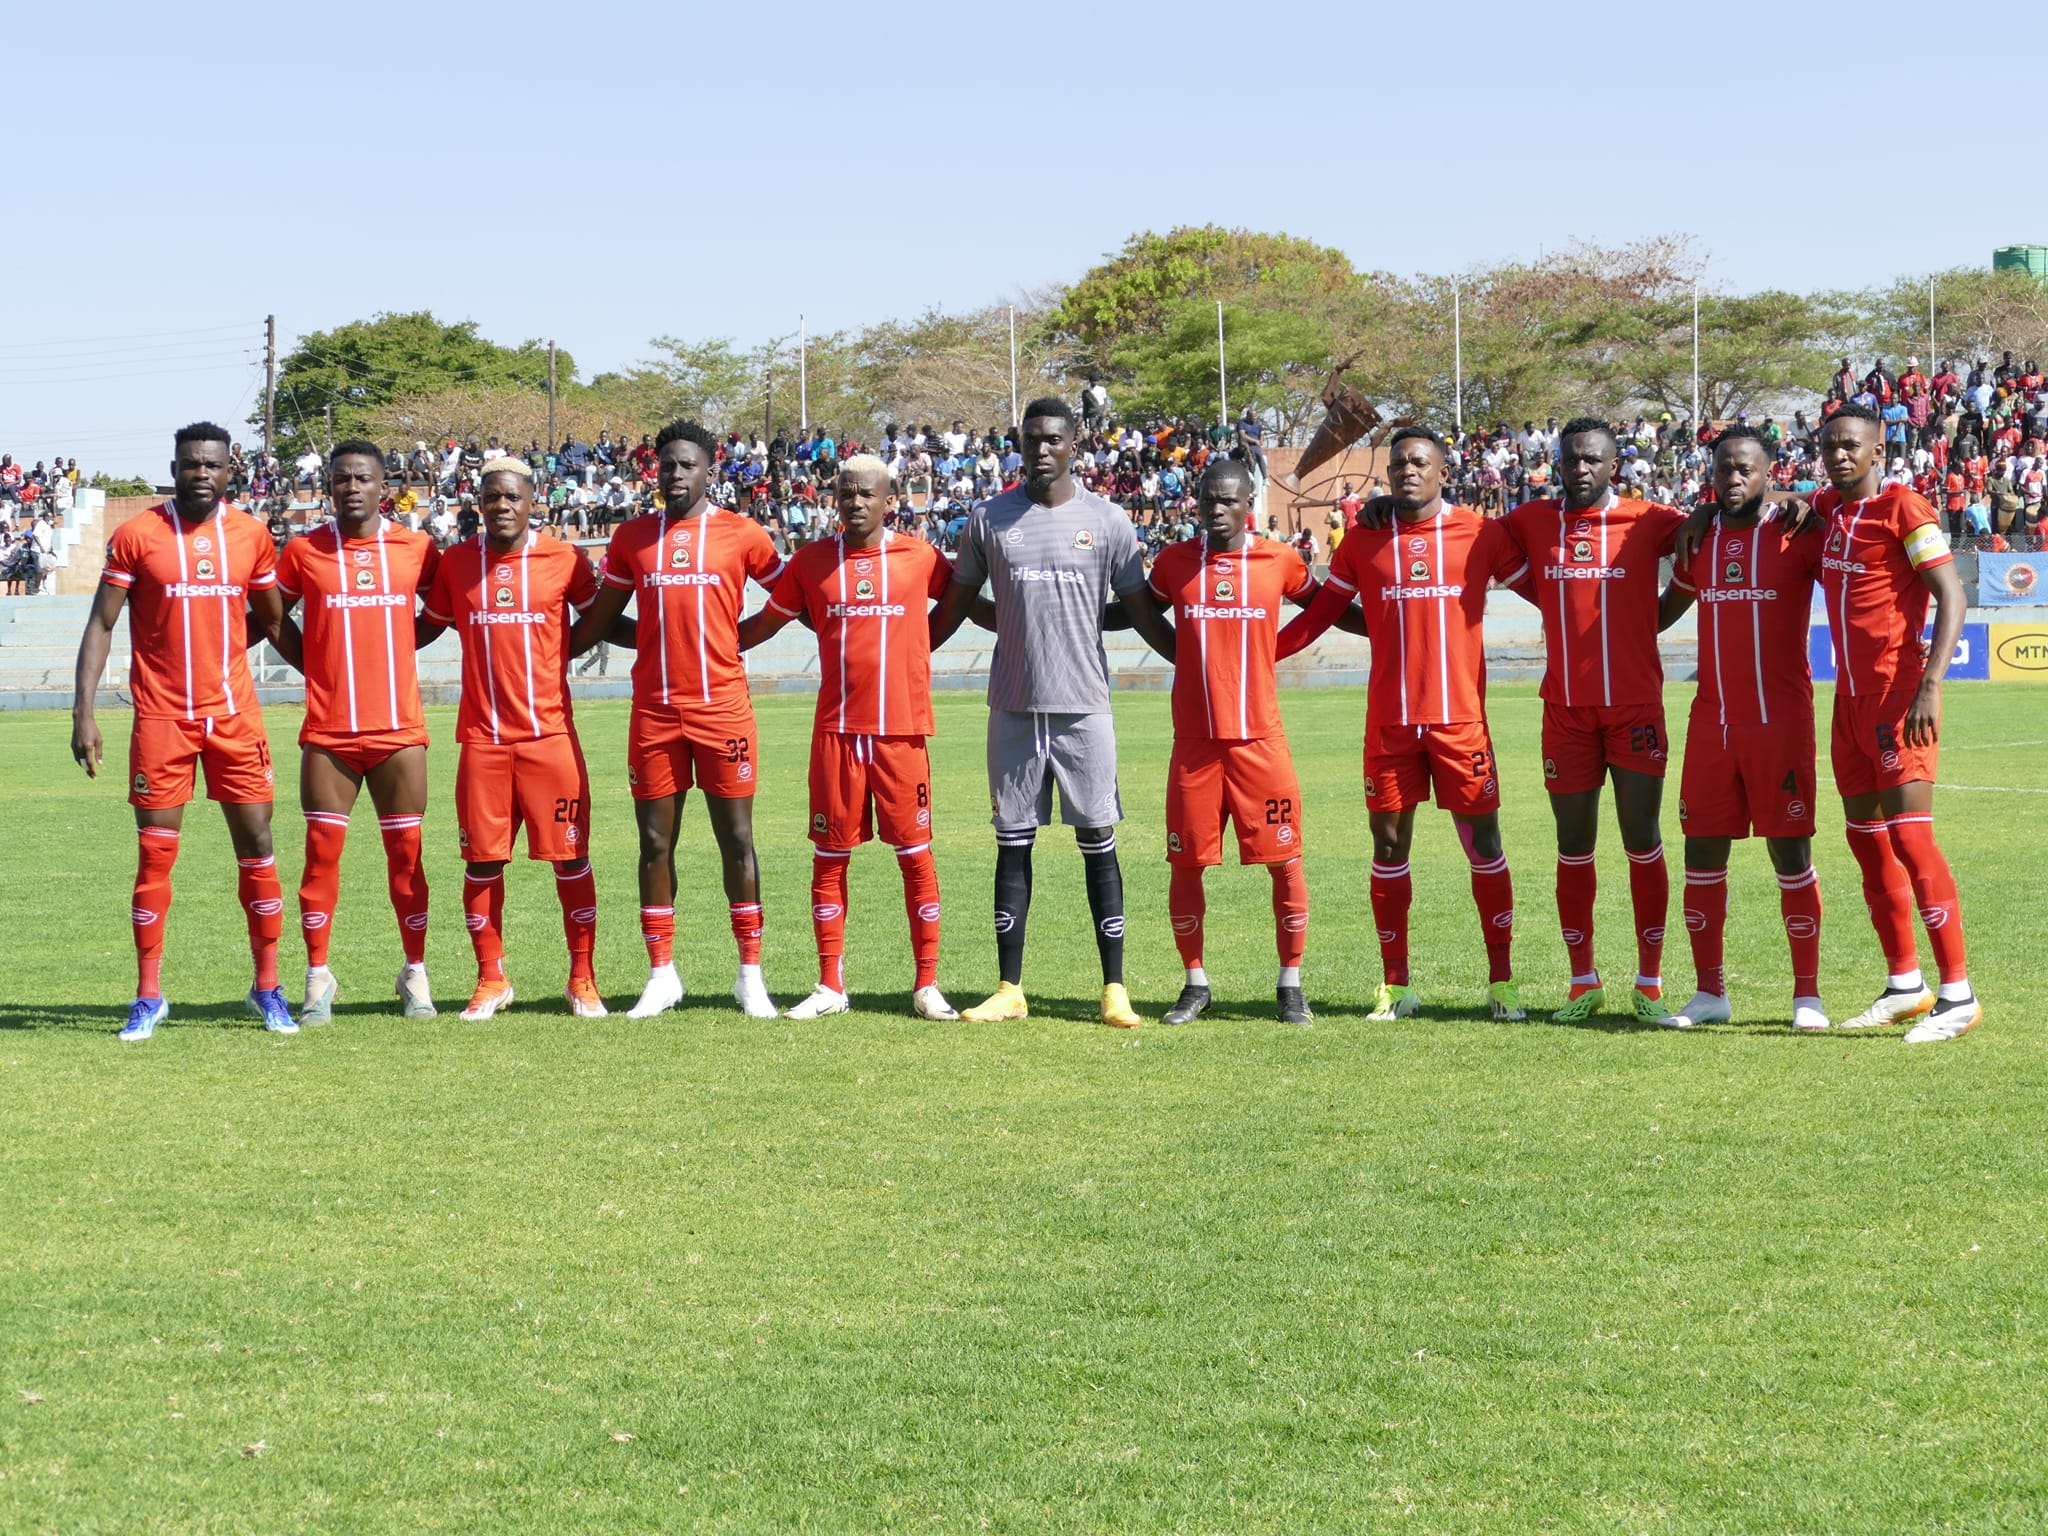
[324,402,334,453]
[263,314,277,461]
[765,368,774,446]
[1216,300,1228,427]
[546,341,557,449]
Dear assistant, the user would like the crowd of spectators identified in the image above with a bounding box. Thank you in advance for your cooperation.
[2,454,80,594]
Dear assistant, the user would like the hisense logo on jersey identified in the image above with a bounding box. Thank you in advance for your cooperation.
[1182,602,1268,619]
[1822,556,1869,575]
[1699,586,1779,603]
[825,602,907,618]
[325,592,409,609]
[468,610,547,625]
[1014,568,1085,584]
[644,572,723,588]
[164,582,246,598]
[1542,564,1625,580]
[1380,583,1465,600]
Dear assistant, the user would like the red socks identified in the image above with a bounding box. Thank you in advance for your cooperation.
[238,855,283,991]
[1370,860,1412,986]
[1682,866,1728,997]
[729,902,763,966]
[1886,813,1967,984]
[896,843,941,991]
[555,861,598,982]
[640,905,674,968]
[1168,865,1206,971]
[132,827,180,998]
[1467,851,1514,983]
[1271,856,1309,970]
[1555,852,1598,977]
[298,813,348,967]
[463,871,506,980]
[811,852,850,991]
[1777,866,1823,997]
[378,814,430,966]
[1845,819,1919,974]
[1625,843,1667,983]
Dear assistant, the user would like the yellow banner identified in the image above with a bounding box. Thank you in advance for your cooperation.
[1989,623,2048,680]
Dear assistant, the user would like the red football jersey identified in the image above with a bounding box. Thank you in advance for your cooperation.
[1324,505,1528,727]
[1147,532,1312,740]
[1669,510,1823,729]
[275,519,440,739]
[101,502,277,722]
[1814,485,1952,698]
[764,531,953,737]
[601,507,786,729]
[423,531,599,744]
[1505,495,1687,708]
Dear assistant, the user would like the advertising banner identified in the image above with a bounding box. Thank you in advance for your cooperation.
[1977,552,2045,606]
[1989,622,2048,680]
[1809,623,1989,682]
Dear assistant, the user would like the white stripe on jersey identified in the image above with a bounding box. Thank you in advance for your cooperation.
[519,530,538,738]
[696,510,711,705]
[477,533,500,744]
[1749,522,1767,725]
[1434,513,1449,718]
[171,508,195,722]
[878,531,893,737]
[1837,497,1870,699]
[332,527,359,732]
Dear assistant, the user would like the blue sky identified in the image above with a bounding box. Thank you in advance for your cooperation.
[8,0,2041,476]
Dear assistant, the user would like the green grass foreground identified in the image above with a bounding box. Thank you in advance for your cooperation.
[3,684,2046,1533]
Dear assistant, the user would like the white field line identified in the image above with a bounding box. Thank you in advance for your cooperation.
[1933,783,2048,795]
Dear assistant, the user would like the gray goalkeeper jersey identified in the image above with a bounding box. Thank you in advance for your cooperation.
[950,484,1148,714]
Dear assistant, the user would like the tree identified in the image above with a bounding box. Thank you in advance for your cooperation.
[1859,267,2048,371]
[1580,289,1854,422]
[260,312,565,459]
[1113,302,1332,441]
[638,336,756,428]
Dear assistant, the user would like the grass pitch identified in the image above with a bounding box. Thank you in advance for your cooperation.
[3,683,2046,1534]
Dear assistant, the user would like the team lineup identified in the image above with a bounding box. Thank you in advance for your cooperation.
[70,397,1981,1044]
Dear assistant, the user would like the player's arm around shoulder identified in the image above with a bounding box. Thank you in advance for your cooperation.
[739,544,810,652]
[568,535,631,656]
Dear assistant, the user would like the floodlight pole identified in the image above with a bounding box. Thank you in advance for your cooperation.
[1452,282,1463,437]
[1691,286,1701,426]
[1008,306,1018,430]
[799,313,808,433]
[1217,300,1229,428]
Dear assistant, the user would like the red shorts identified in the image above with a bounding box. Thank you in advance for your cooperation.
[1164,736,1304,867]
[455,735,591,863]
[128,711,276,809]
[1364,719,1500,816]
[1541,701,1668,794]
[1678,708,1817,839]
[628,706,757,800]
[1830,686,1939,798]
[302,729,428,777]
[808,733,933,850]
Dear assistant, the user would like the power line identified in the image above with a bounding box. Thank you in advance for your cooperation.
[0,349,261,382]
[0,359,264,386]
[0,321,256,353]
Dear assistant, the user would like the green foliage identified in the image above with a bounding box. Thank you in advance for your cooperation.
[84,472,155,496]
[1113,300,1331,436]
[2,686,2043,1530]
[1858,266,2048,369]
[262,313,569,459]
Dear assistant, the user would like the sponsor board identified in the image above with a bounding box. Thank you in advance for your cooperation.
[1977,552,2043,607]
[1808,622,1989,682]
[1989,623,2048,681]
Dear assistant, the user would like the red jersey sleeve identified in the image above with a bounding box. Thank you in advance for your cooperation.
[765,553,811,619]
[1479,518,1530,586]
[1891,489,1953,571]
[925,549,955,601]
[1280,543,1314,600]
[1146,542,1182,602]
[416,539,441,602]
[600,524,636,589]
[1646,500,1687,556]
[565,545,600,612]
[274,536,306,598]
[423,552,458,624]
[101,519,144,589]
[744,521,786,587]
[1321,529,1365,592]
[245,524,278,589]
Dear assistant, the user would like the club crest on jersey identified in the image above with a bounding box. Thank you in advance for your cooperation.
[1074,529,1094,550]
[1570,539,1594,561]
[494,586,515,608]
[1723,559,1744,584]
[132,770,149,795]
[1543,756,1560,780]
[192,535,213,554]
[1363,777,1378,798]
[669,545,692,569]
[458,826,470,848]
[1827,529,1846,555]
[353,548,374,566]
[626,765,638,787]
[813,812,828,833]
[1167,831,1184,852]
[195,558,216,579]
[1408,559,1430,581]
[1678,799,1689,819]
[1214,579,1235,601]
[855,578,876,599]
[355,568,377,590]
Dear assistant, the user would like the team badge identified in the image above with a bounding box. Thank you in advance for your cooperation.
[132,771,149,795]
[1408,559,1430,581]
[1543,756,1560,780]
[192,535,213,554]
[353,548,374,566]
[855,579,876,599]
[1074,529,1094,550]
[195,558,216,579]
[1214,579,1235,601]
[355,568,377,590]
[1678,799,1689,819]
[1407,538,1427,556]
[1363,777,1378,798]
[1723,560,1744,584]
[458,826,470,848]
[1570,539,1594,561]
[669,545,691,569]
[494,586,515,608]
[1826,529,1846,555]
[1167,831,1183,852]
[626,765,638,787]
[494,564,513,582]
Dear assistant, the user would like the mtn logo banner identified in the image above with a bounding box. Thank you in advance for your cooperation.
[1990,623,2048,681]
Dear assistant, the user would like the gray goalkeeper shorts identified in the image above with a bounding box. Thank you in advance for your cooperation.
[987,710,1122,830]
